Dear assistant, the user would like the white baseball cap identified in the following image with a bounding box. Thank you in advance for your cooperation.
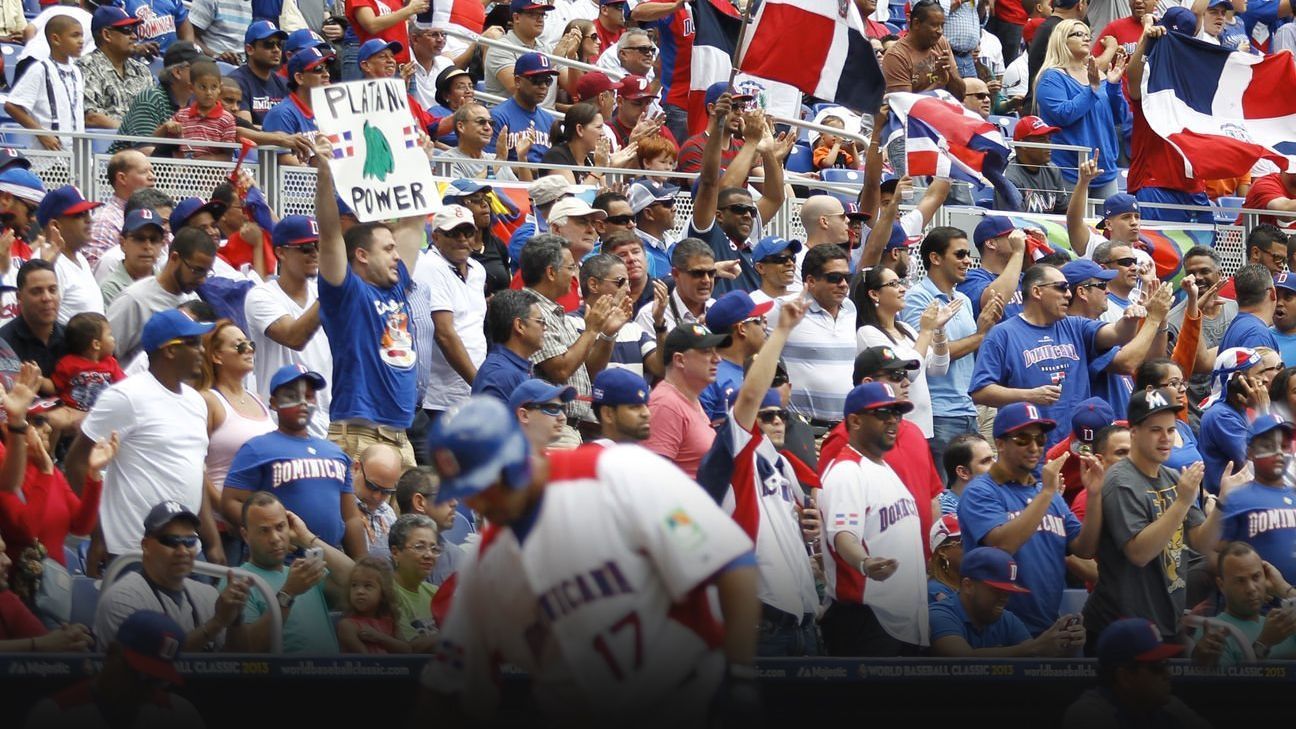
[433,205,475,231]
[548,197,607,225]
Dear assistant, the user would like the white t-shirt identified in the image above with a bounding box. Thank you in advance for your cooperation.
[856,324,948,439]
[7,57,84,148]
[16,8,95,62]
[820,446,929,647]
[539,0,600,48]
[410,55,454,110]
[106,276,199,362]
[52,249,103,324]
[1002,52,1030,100]
[244,277,333,440]
[83,372,210,555]
[413,248,488,411]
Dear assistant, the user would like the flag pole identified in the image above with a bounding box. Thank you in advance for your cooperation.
[727,0,756,87]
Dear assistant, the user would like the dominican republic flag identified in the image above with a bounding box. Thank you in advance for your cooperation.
[887,91,1022,211]
[326,131,355,159]
[424,0,485,56]
[402,125,419,149]
[688,0,744,135]
[1142,31,1292,180]
[737,0,884,114]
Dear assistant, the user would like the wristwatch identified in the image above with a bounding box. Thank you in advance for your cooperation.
[1253,640,1271,659]
[276,591,296,610]
[597,331,617,343]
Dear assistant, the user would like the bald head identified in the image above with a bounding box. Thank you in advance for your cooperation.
[962,78,991,119]
[107,150,155,197]
[799,195,849,246]
[354,443,405,509]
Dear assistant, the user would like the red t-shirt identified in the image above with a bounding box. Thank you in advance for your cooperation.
[508,272,581,312]
[0,459,102,567]
[676,132,744,174]
[346,0,412,63]
[52,354,126,411]
[594,18,623,54]
[0,590,45,639]
[1094,16,1143,54]
[219,229,276,274]
[865,17,890,39]
[818,419,942,558]
[1244,173,1296,231]
[642,380,717,479]
[995,0,1028,27]
[1128,100,1203,195]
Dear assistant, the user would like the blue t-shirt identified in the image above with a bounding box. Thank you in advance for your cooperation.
[958,473,1083,635]
[1088,346,1132,421]
[126,0,188,51]
[938,489,960,515]
[928,577,958,605]
[1166,420,1202,474]
[471,345,533,404]
[1220,311,1280,353]
[262,94,317,136]
[1198,401,1249,495]
[507,215,545,273]
[688,220,759,296]
[969,314,1109,451]
[429,103,458,146]
[318,263,418,428]
[1273,328,1296,368]
[227,65,289,126]
[901,278,977,417]
[956,267,1023,320]
[224,431,353,548]
[929,594,1033,649]
[699,358,744,423]
[486,98,553,164]
[1222,482,1296,584]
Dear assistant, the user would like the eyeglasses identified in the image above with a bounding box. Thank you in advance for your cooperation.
[599,276,629,288]
[1108,256,1138,268]
[527,402,565,416]
[360,464,397,496]
[864,407,904,421]
[723,203,757,217]
[427,31,447,38]
[965,92,991,100]
[234,340,256,354]
[1157,378,1186,391]
[460,194,490,207]
[626,45,658,56]
[685,268,717,279]
[1080,281,1108,290]
[155,534,200,549]
[760,254,795,265]
[757,409,788,424]
[284,243,319,254]
[951,249,972,260]
[1068,31,1091,39]
[1037,281,1070,293]
[874,279,905,290]
[180,259,211,279]
[523,316,547,327]
[1007,432,1047,447]
[821,272,850,285]
[404,541,443,556]
[606,214,634,226]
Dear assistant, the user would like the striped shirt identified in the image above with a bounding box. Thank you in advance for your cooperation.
[525,286,594,424]
[84,195,126,269]
[112,83,180,153]
[188,0,253,57]
[571,307,656,378]
[781,297,857,424]
[173,102,236,159]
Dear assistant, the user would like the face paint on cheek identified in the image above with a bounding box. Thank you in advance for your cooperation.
[277,402,316,423]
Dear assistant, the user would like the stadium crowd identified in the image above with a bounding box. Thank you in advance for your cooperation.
[0,0,1295,722]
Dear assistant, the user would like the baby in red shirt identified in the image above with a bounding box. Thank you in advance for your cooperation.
[52,312,125,413]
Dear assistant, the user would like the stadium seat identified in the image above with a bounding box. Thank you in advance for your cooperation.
[884,21,901,33]
[973,185,996,208]
[147,55,163,78]
[21,0,38,18]
[0,123,25,147]
[64,544,83,575]
[0,43,20,89]
[1215,195,1245,224]
[69,575,99,628]
[820,168,863,205]
[988,114,1018,140]
[444,511,476,546]
[1116,168,1129,192]
[785,143,814,174]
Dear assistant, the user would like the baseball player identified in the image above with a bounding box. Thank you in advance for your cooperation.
[418,396,760,726]
[819,381,930,656]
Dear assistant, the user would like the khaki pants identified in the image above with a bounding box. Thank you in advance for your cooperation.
[328,420,418,469]
[976,405,998,450]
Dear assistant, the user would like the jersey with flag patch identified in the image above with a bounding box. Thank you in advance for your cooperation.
[819,446,929,647]
[422,444,753,723]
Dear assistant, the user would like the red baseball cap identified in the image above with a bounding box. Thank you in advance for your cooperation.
[618,74,654,101]
[1013,115,1061,141]
[576,72,616,102]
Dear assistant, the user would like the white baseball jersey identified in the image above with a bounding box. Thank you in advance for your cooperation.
[820,445,929,647]
[422,444,754,725]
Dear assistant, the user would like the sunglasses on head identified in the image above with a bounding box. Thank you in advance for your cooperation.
[757,408,788,424]
[155,534,200,549]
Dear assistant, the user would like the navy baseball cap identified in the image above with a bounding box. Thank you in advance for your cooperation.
[511,0,554,11]
[427,396,533,502]
[117,611,186,685]
[885,222,911,251]
[1249,413,1294,443]
[752,235,802,263]
[961,547,1032,593]
[91,5,140,39]
[973,215,1015,249]
[706,290,775,333]
[1071,397,1115,444]
[515,52,558,78]
[1276,271,1296,295]
[760,388,782,409]
[0,147,31,172]
[627,180,678,215]
[169,196,227,231]
[358,38,403,64]
[1127,387,1184,425]
[993,402,1056,439]
[284,28,328,55]
[507,378,577,413]
[592,368,650,407]
[853,345,919,383]
[121,208,164,235]
[269,363,326,395]
[335,194,356,218]
[705,81,753,108]
[36,185,102,227]
[288,46,334,76]
[880,174,900,193]
[143,500,200,537]
[843,381,913,419]
[1160,6,1198,35]
[140,309,215,352]
[1061,259,1118,286]
[1101,193,1140,223]
[272,214,320,247]
[844,202,871,222]
[244,19,288,45]
[662,323,732,363]
[1097,618,1182,665]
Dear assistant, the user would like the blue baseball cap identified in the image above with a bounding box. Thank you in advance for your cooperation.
[510,0,554,12]
[592,368,650,407]
[272,214,320,247]
[1276,272,1296,295]
[1097,618,1183,666]
[0,147,30,172]
[36,185,102,227]
[268,363,326,395]
[973,215,1016,249]
[0,167,45,205]
[140,309,215,353]
[244,19,288,45]
[885,222,912,251]
[843,381,913,419]
[961,547,1032,592]
[117,611,186,685]
[1249,413,1294,444]
[706,290,775,333]
[169,196,227,232]
[1061,259,1118,286]
[760,389,782,409]
[704,81,753,108]
[288,46,334,76]
[443,179,492,202]
[121,207,164,235]
[1160,6,1198,35]
[1071,397,1115,444]
[515,52,558,78]
[1207,0,1234,8]
[752,235,803,263]
[507,378,577,413]
[992,402,1056,439]
[284,28,329,55]
[335,193,355,218]
[427,396,533,502]
[1101,193,1140,222]
[91,5,140,40]
[358,38,403,64]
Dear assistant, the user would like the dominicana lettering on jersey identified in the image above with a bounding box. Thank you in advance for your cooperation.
[536,560,636,623]
[1021,341,1080,368]
[1006,509,1070,538]
[1247,508,1296,538]
[271,458,350,488]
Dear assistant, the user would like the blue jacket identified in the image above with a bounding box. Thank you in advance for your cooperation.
[1035,70,1128,186]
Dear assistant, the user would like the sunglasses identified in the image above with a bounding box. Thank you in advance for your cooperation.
[878,370,908,383]
[1008,432,1047,447]
[1037,282,1070,293]
[723,204,758,217]
[599,276,629,288]
[527,402,565,416]
[864,407,904,421]
[523,74,556,86]
[155,534,200,549]
[360,463,397,495]
[234,340,256,354]
[685,268,717,279]
[606,214,634,225]
[759,254,795,265]
[757,409,788,424]
[1110,256,1138,268]
[442,225,477,240]
[952,249,972,259]
[285,242,319,254]
[1081,281,1108,290]
[820,272,850,285]
[626,45,658,55]
[653,199,676,210]
[965,92,991,100]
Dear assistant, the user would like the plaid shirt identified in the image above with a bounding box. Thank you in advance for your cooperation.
[84,195,126,269]
[77,51,154,122]
[524,286,594,424]
[940,0,982,55]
